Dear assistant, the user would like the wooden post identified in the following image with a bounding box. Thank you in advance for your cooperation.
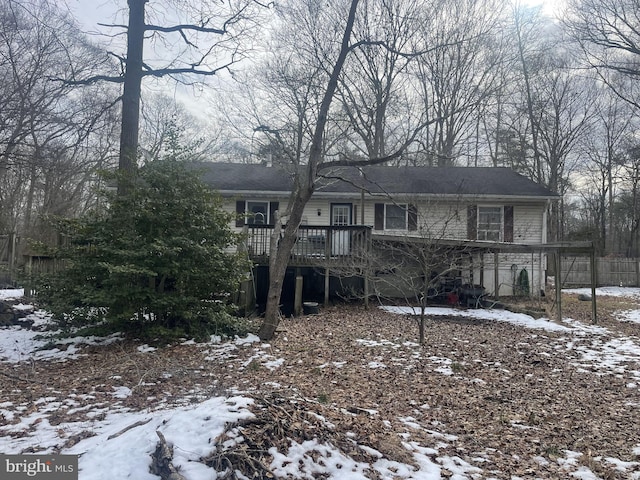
[364,275,369,308]
[531,252,535,298]
[324,267,330,306]
[25,255,33,297]
[294,275,303,316]
[363,228,371,308]
[555,251,562,322]
[8,233,16,275]
[242,276,256,317]
[493,251,500,299]
[538,251,543,297]
[590,249,597,324]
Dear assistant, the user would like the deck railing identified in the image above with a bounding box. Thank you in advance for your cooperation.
[244,225,372,266]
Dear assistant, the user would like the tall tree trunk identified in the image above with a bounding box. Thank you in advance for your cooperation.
[258,0,361,341]
[118,0,147,196]
[599,171,607,255]
[23,164,37,235]
[607,144,614,254]
[514,10,543,184]
[258,183,314,340]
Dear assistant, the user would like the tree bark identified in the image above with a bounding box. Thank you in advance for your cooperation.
[118,0,147,196]
[258,184,313,340]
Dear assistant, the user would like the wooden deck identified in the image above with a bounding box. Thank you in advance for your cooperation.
[245,225,372,266]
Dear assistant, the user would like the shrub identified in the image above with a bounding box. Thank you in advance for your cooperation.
[34,159,250,340]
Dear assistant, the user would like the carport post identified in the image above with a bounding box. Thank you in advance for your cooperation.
[324,267,330,306]
[493,251,499,299]
[590,249,597,324]
[364,274,369,308]
[294,274,303,316]
[555,251,562,322]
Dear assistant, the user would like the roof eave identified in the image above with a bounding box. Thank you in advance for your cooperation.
[215,189,558,202]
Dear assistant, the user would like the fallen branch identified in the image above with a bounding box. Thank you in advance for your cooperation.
[150,430,187,480]
[107,418,152,440]
[0,371,47,385]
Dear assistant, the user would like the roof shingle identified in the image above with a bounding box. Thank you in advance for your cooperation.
[196,162,557,198]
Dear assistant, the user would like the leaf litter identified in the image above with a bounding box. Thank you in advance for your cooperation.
[0,287,640,479]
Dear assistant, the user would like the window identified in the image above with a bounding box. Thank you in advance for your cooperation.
[247,201,268,225]
[235,200,279,227]
[385,204,407,230]
[477,206,502,241]
[331,204,351,226]
[374,203,417,231]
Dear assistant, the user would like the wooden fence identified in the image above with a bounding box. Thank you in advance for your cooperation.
[0,234,18,284]
[560,257,640,287]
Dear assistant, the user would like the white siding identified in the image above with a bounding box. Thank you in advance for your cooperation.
[222,194,550,297]
[472,252,547,297]
[223,196,547,243]
[418,201,467,239]
[514,205,544,244]
[301,198,332,226]
[355,198,467,236]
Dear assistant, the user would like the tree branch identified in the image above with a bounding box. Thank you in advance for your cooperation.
[141,62,235,79]
[52,75,125,85]
[145,23,225,36]
[318,115,442,170]
[348,38,471,59]
[97,22,128,30]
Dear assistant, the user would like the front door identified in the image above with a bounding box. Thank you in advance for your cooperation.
[331,204,352,256]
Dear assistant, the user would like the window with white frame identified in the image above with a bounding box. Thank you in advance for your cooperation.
[246,201,269,225]
[477,206,502,241]
[385,204,407,230]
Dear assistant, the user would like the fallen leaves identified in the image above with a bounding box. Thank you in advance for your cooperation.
[1,294,640,478]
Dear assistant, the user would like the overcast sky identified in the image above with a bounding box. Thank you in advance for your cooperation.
[68,0,125,34]
[67,0,565,41]
[62,0,566,126]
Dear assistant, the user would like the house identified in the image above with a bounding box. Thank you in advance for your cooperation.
[199,162,560,306]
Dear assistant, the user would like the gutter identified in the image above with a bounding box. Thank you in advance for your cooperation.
[215,190,559,202]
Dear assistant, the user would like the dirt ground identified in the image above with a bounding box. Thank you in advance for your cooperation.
[2,293,640,478]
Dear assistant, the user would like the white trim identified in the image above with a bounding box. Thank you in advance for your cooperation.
[218,190,558,202]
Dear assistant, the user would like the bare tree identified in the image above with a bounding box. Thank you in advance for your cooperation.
[411,0,508,166]
[255,0,364,340]
[577,89,636,254]
[563,0,640,250]
[616,145,640,255]
[331,195,473,345]
[253,0,481,340]
[565,0,640,110]
[538,73,595,240]
[68,0,259,194]
[334,0,421,160]
[138,93,222,163]
[0,0,118,236]
[509,3,550,179]
[501,6,595,240]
